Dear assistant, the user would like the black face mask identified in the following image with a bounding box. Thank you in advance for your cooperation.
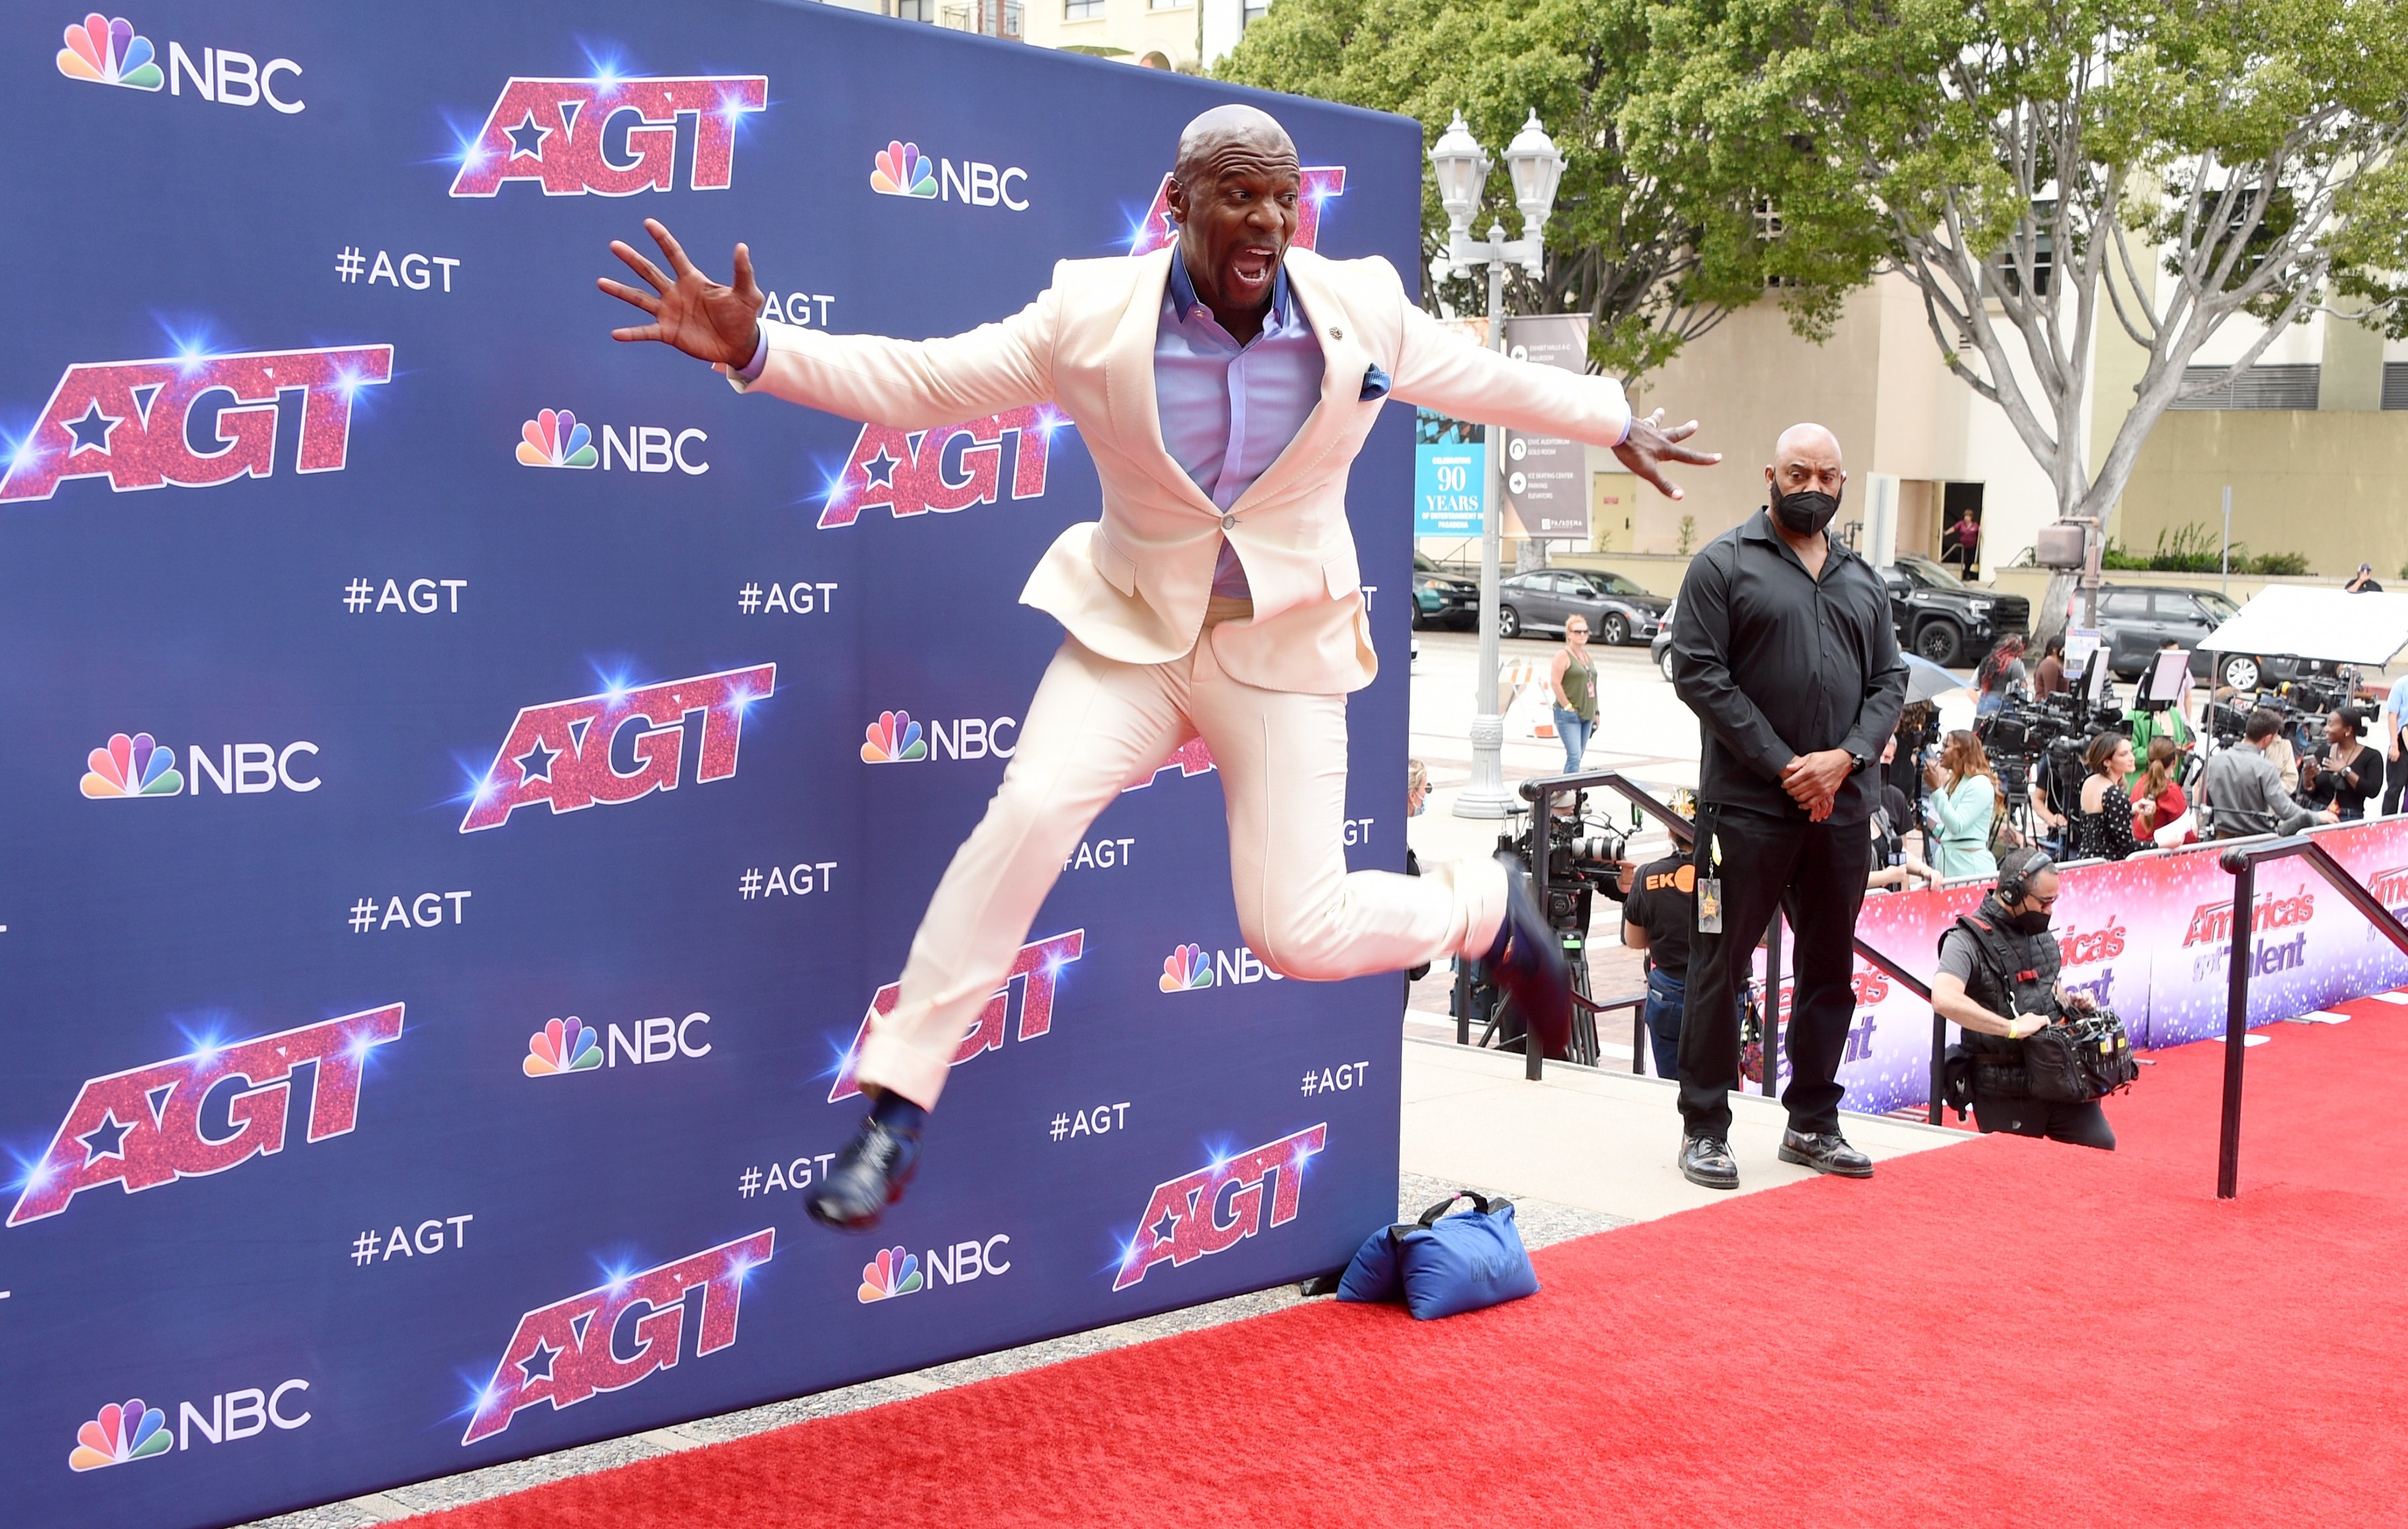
[2007,905,2053,936]
[1771,486,1841,535]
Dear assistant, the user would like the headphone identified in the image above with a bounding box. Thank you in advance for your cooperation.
[1997,846,2055,905]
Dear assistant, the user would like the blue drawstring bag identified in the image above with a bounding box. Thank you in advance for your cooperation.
[1336,1191,1540,1320]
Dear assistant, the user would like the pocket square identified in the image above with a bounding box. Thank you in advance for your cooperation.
[1359,364,1391,401]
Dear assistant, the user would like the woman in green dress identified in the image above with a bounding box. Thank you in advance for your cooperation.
[1922,729,2002,880]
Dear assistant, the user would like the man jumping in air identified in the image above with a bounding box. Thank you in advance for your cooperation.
[599,104,1716,1229]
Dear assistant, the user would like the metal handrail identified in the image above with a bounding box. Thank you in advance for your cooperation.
[1514,770,1930,1098]
[2212,834,2408,1198]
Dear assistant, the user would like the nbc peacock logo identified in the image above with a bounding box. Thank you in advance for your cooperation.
[69,1398,173,1471]
[57,15,163,91]
[516,409,597,469]
[1159,944,1213,993]
[870,140,936,199]
[82,732,183,799]
[860,710,926,764]
[523,1017,601,1078]
[857,1246,922,1302]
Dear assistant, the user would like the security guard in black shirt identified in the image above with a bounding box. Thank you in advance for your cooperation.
[1930,848,2116,1150]
[1668,424,1908,1189]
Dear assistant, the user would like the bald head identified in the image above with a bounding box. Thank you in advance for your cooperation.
[1773,423,1841,468]
[1175,104,1296,177]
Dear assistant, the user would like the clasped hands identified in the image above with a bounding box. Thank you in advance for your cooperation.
[1780,748,1854,822]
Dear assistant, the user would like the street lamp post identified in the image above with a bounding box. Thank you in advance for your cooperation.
[1429,110,1564,819]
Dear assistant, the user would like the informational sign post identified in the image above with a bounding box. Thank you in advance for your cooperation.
[0,8,1420,1525]
[1415,437,1486,536]
[1500,314,1592,538]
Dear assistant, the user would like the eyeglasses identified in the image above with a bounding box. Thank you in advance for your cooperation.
[2025,892,2058,908]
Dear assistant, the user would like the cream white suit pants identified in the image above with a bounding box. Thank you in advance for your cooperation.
[856,605,1509,1108]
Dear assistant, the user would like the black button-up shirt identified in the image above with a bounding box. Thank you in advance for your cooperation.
[1670,510,1907,826]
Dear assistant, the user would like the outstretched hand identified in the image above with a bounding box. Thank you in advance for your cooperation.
[1614,407,1720,500]
[598,218,764,367]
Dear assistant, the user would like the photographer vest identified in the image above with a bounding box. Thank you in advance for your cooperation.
[1946,897,2062,1096]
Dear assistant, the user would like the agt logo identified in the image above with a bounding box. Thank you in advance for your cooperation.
[450,74,767,197]
[2182,891,2314,946]
[0,344,392,502]
[522,1013,712,1076]
[81,732,320,798]
[856,1234,1010,1304]
[1159,942,1284,993]
[1113,1124,1326,1291]
[461,1230,773,1445]
[460,664,773,832]
[57,15,304,111]
[817,405,1060,528]
[2058,916,2126,967]
[1128,166,1346,254]
[860,709,1018,764]
[830,930,1083,1102]
[9,1005,404,1225]
[517,409,707,474]
[870,139,1027,209]
[2369,865,2408,918]
[68,1383,310,1473]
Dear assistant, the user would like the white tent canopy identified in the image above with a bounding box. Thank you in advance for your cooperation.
[2200,587,2408,666]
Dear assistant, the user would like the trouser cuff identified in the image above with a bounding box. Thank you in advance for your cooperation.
[851,1031,955,1112]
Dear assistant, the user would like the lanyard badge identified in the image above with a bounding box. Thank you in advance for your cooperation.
[1697,831,1724,934]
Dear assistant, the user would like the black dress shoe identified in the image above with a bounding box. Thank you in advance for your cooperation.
[1679,1134,1739,1191]
[1778,1128,1874,1178]
[1486,852,1572,1059]
[806,1116,922,1230]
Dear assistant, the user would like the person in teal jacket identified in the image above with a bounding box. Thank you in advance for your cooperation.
[1922,729,2002,880]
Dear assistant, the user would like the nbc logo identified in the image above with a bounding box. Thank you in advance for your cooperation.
[57,15,161,90]
[1159,944,1213,993]
[870,140,936,199]
[69,1399,171,1471]
[858,1246,922,1302]
[517,408,595,469]
[523,1017,601,1077]
[82,731,183,798]
[862,710,926,764]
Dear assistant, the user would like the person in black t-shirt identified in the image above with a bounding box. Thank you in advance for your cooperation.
[2300,708,2382,821]
[1621,853,1696,1079]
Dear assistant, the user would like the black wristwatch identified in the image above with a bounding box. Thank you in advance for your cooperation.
[1847,750,1872,775]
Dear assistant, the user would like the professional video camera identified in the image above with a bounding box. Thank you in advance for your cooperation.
[1495,789,1630,936]
[1977,690,2124,817]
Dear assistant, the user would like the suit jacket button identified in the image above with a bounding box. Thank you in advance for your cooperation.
[1221,514,1237,530]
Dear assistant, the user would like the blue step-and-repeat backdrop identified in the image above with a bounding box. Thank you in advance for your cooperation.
[0,6,1421,1524]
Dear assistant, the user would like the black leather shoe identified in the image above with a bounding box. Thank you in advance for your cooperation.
[1778,1129,1874,1178]
[1679,1134,1739,1191]
[1486,852,1572,1059]
[805,1117,922,1230]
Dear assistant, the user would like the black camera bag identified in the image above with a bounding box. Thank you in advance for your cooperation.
[2021,1010,2140,1103]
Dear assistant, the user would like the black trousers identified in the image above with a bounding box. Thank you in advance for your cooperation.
[1971,1093,2116,1150]
[1676,803,1870,1139]
[2385,748,2408,816]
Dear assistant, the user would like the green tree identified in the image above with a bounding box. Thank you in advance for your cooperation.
[1628,0,2408,536]
[1217,0,1869,378]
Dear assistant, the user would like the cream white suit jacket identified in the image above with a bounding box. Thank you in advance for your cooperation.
[731,245,1633,695]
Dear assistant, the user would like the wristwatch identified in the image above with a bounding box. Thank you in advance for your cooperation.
[1847,750,1872,775]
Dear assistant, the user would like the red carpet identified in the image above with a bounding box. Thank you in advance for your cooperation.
[426,1005,2408,1528]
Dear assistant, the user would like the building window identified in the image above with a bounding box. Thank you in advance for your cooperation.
[2168,364,2321,411]
[1150,0,1186,8]
[2384,361,2408,410]
[1242,0,1268,25]
[896,0,934,17]
[1064,0,1101,15]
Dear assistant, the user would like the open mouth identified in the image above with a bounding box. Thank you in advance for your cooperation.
[1228,246,1276,291]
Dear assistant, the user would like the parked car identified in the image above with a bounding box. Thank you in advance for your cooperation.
[1411,551,1477,630]
[2078,581,2344,692]
[1879,555,2030,667]
[1495,567,1672,643]
[1651,599,1678,682]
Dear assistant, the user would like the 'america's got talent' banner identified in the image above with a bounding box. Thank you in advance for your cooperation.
[0,7,1423,1524]
[1757,817,2408,1115]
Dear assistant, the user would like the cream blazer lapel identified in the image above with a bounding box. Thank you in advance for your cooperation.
[1101,246,1219,518]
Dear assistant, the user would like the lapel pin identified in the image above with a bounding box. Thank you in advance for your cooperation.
[1329,326,1343,340]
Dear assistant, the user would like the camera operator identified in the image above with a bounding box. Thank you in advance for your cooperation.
[1621,849,1694,1080]
[2300,707,2381,822]
[1930,849,2115,1149]
[2382,672,2408,817]
[2203,707,2333,838]
[2031,635,2068,700]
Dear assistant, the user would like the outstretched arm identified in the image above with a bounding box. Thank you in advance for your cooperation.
[1391,300,1719,500]
[600,219,1054,429]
